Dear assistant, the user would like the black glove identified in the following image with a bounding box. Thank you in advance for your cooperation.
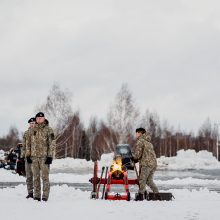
[45,157,53,165]
[26,157,32,164]
[131,156,138,163]
[20,158,25,163]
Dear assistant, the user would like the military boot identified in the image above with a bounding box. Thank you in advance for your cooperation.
[42,198,48,202]
[34,197,41,201]
[135,193,144,201]
[26,193,33,199]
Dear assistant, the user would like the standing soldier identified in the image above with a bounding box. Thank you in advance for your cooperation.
[26,112,55,202]
[132,128,159,201]
[21,117,36,198]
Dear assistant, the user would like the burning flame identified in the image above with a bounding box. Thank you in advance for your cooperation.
[111,157,122,172]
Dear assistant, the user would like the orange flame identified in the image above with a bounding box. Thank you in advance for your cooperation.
[111,157,122,172]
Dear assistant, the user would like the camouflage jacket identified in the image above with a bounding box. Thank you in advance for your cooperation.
[21,128,31,158]
[26,122,56,158]
[132,133,157,168]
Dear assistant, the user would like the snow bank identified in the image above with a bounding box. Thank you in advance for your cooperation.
[0,185,219,220]
[1,149,220,184]
[158,149,220,170]
[51,153,114,172]
[52,150,220,172]
[1,149,219,172]
[51,157,94,172]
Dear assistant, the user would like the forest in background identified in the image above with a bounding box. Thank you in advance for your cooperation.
[0,83,219,161]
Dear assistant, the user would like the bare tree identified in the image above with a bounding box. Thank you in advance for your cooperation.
[56,112,84,158]
[198,118,213,152]
[78,130,90,161]
[140,109,162,156]
[107,84,139,143]
[0,127,21,151]
[198,118,212,138]
[87,117,118,161]
[87,117,99,161]
[36,83,73,133]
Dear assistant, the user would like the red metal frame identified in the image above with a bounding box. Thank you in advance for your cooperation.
[105,171,130,201]
[90,162,139,201]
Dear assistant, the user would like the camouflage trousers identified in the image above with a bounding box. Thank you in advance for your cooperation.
[31,157,50,199]
[25,160,33,194]
[139,166,159,194]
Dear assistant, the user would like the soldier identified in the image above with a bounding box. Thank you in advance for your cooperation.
[21,117,36,198]
[26,112,55,202]
[132,128,159,201]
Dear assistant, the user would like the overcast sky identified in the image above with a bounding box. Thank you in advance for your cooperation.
[0,0,220,136]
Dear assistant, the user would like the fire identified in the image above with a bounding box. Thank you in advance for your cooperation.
[111,155,123,172]
[112,161,122,172]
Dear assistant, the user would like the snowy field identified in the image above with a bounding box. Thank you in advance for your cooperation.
[0,149,220,220]
[1,185,220,220]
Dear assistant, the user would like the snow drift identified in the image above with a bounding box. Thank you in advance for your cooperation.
[51,149,220,171]
[157,149,220,170]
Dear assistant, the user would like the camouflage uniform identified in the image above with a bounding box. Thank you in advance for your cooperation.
[26,122,55,200]
[22,128,33,195]
[133,133,159,194]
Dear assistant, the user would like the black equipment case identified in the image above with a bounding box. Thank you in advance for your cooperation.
[146,192,174,201]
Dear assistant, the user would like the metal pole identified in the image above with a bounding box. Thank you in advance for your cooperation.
[217,124,219,161]
[214,123,220,161]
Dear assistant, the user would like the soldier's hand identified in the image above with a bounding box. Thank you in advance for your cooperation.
[26,157,32,164]
[20,158,25,163]
[45,157,53,165]
[131,156,138,163]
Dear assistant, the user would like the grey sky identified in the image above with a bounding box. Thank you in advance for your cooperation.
[0,0,220,136]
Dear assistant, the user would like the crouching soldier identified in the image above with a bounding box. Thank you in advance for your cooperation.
[26,112,56,202]
[132,128,159,201]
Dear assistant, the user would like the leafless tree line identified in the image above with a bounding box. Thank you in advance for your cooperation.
[0,83,219,161]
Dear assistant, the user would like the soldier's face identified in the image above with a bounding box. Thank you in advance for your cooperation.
[29,122,35,128]
[36,117,45,124]
[136,132,142,139]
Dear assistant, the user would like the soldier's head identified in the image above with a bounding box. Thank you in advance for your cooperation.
[35,112,45,124]
[28,117,36,128]
[135,127,146,138]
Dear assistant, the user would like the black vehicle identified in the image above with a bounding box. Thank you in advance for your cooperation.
[115,144,134,170]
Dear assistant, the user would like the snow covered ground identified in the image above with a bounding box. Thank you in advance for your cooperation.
[0,185,220,220]
[0,149,220,220]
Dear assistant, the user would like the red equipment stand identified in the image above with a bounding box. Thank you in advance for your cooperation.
[104,170,130,201]
[90,162,139,201]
